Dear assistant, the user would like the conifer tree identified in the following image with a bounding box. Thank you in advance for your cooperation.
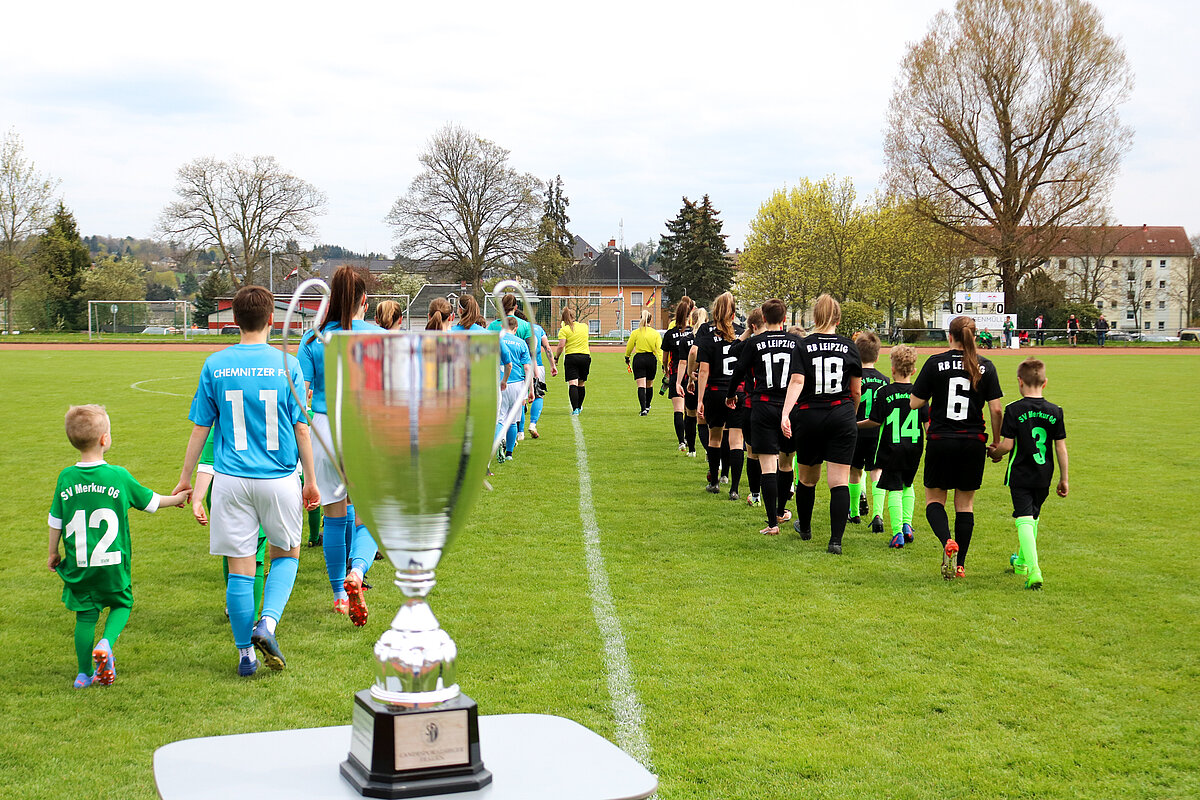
[657,195,732,309]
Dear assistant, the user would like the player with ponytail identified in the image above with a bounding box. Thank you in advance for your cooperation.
[909,315,1004,579]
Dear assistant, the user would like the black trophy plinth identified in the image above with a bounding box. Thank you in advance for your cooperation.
[340,690,491,798]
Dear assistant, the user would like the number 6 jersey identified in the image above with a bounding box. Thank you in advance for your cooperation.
[911,350,1003,440]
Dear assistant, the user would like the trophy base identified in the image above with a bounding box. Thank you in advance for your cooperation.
[341,690,492,798]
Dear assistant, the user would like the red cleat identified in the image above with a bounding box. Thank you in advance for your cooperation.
[344,572,369,627]
[955,565,965,579]
[942,540,960,580]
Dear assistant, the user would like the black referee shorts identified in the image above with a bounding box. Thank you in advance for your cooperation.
[792,402,858,467]
[564,353,591,382]
[1010,485,1050,518]
[923,437,987,491]
[631,352,657,381]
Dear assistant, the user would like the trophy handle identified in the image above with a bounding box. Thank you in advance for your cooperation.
[489,280,537,456]
[281,279,347,495]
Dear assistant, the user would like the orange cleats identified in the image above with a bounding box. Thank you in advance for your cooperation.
[344,572,369,627]
[955,565,966,579]
[92,641,115,686]
[332,598,349,615]
[942,539,960,580]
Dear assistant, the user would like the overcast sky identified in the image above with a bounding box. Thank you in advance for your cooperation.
[2,0,1196,256]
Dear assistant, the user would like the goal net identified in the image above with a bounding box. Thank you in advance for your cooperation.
[88,300,192,340]
[483,295,636,338]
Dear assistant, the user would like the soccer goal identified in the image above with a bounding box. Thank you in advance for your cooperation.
[363,294,413,330]
[483,294,626,338]
[88,300,192,341]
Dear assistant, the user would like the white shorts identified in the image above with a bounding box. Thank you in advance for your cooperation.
[498,381,525,425]
[210,472,303,557]
[309,413,347,503]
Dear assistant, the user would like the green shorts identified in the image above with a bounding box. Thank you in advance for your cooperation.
[62,584,133,613]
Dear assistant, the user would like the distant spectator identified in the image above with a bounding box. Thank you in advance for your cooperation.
[1034,314,1045,346]
[1067,315,1079,347]
[1095,315,1107,347]
[1003,316,1015,348]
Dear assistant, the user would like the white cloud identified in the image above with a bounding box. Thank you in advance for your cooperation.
[0,0,1195,254]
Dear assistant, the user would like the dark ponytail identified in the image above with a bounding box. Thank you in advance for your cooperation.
[949,316,982,389]
[323,265,366,332]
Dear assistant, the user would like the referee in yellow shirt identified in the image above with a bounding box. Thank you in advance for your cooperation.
[553,307,591,415]
[625,309,663,416]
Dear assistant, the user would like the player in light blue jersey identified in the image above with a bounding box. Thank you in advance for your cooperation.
[451,294,486,332]
[516,311,556,440]
[297,266,380,625]
[176,286,319,677]
[496,316,533,462]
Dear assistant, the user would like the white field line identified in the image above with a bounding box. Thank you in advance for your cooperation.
[570,411,655,771]
[130,377,190,397]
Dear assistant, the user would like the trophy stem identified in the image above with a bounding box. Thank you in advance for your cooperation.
[372,589,460,708]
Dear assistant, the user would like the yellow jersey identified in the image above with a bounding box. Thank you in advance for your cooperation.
[557,321,590,354]
[625,325,662,361]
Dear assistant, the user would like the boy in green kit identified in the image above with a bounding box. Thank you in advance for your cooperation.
[989,359,1070,589]
[48,405,188,688]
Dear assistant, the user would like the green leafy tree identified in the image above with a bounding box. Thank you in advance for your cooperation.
[1014,268,1067,325]
[658,195,731,309]
[737,186,815,320]
[838,300,885,337]
[31,203,89,329]
[194,270,233,321]
[81,254,145,302]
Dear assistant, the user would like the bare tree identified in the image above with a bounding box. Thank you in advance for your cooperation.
[0,130,59,331]
[886,0,1134,300]
[158,155,326,287]
[386,124,541,298]
[1065,223,1131,303]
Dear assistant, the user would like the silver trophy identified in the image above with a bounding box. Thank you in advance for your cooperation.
[283,280,535,798]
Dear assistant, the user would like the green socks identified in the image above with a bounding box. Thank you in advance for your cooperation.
[1015,516,1038,574]
[74,610,100,673]
[849,482,862,518]
[102,606,130,644]
[872,483,887,521]
[902,486,915,526]
[887,490,905,535]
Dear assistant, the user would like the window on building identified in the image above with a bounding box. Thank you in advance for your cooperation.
[1058,259,1067,270]
[1110,279,1119,288]
[981,279,989,289]
[980,259,988,268]
[631,291,643,306]
[1144,321,1151,330]
[1158,321,1165,330]
[1144,280,1152,288]
[1159,280,1167,289]
[1112,259,1120,268]
[1146,260,1152,268]
[1160,259,1167,268]
[1096,301,1104,310]
[630,319,640,330]
[1144,301,1151,309]
[1126,310,1134,320]
[588,319,600,335]
[1158,301,1166,309]
[1110,301,1117,308]
[965,279,974,290]
[1110,321,1117,329]
[588,291,600,306]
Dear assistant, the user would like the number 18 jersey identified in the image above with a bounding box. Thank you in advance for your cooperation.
[189,343,308,480]
[911,350,1003,440]
[795,332,862,408]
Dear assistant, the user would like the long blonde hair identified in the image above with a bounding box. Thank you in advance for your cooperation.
[639,308,654,329]
[689,307,708,328]
[710,292,735,342]
[812,294,841,332]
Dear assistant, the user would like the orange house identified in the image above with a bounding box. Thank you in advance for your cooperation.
[552,241,664,337]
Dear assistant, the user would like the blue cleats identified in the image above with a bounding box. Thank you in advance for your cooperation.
[251,620,286,671]
[902,523,914,543]
[237,654,259,677]
[74,672,94,689]
[889,532,905,549]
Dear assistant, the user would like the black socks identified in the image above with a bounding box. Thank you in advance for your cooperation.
[926,503,951,546]
[684,416,696,451]
[746,457,761,495]
[795,483,815,532]
[719,433,730,479]
[706,447,722,488]
[955,511,974,566]
[673,412,685,444]
[637,387,647,411]
[728,449,744,494]
[762,470,779,528]
[776,470,794,517]
[568,385,580,410]
[829,485,850,546]
[698,423,709,456]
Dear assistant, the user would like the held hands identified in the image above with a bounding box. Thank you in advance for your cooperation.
[987,444,1003,463]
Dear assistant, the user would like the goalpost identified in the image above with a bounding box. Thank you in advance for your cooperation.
[483,295,629,338]
[88,300,192,341]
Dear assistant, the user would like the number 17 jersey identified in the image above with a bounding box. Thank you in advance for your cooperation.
[731,330,800,404]
[189,342,308,479]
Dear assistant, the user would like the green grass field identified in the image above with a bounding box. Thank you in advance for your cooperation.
[1,348,1197,799]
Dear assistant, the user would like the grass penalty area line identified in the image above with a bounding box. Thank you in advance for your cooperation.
[570,407,655,773]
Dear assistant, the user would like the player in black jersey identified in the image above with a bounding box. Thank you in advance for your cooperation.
[851,332,890,531]
[697,292,743,494]
[738,308,765,506]
[989,358,1069,590]
[728,299,799,534]
[681,307,708,458]
[910,315,1004,579]
[663,297,696,451]
[781,295,863,553]
[860,345,928,548]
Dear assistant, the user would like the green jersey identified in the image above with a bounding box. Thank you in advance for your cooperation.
[49,462,158,605]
